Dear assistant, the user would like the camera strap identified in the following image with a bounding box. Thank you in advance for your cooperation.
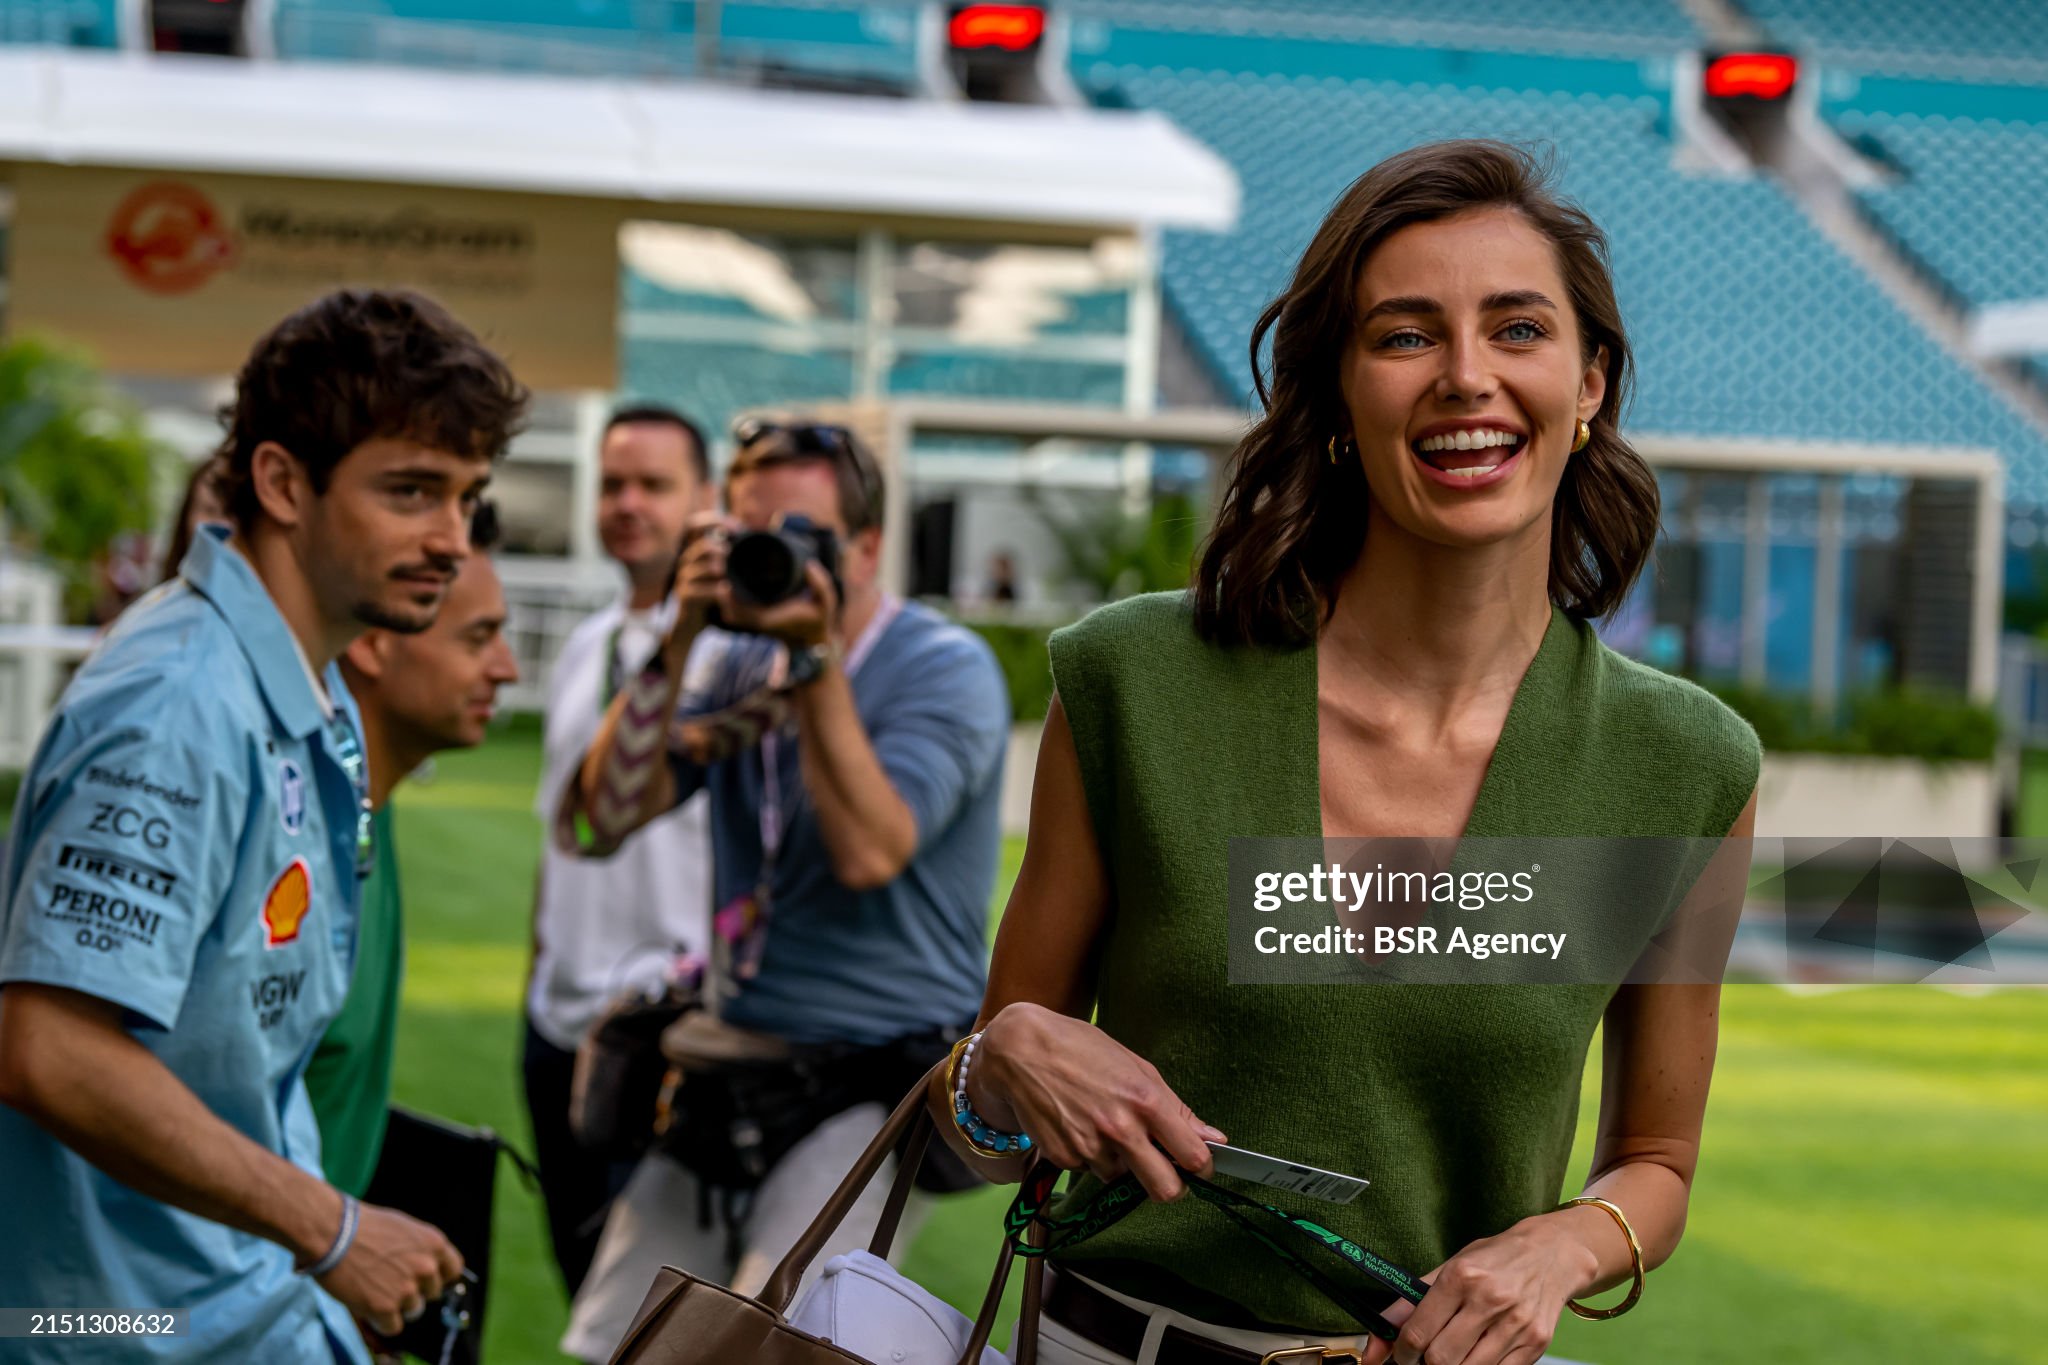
[716,594,904,989]
[600,600,677,711]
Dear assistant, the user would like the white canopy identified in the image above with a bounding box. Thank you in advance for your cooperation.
[0,47,1237,232]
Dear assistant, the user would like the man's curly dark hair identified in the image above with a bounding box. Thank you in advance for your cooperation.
[217,288,530,528]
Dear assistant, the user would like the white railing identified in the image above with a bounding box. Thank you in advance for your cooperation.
[0,563,98,769]
[493,556,624,714]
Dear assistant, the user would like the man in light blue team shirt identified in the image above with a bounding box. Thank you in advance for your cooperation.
[0,289,525,1361]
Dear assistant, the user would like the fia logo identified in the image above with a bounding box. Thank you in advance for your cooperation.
[278,759,306,836]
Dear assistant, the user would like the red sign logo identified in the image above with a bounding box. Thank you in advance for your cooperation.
[105,181,238,295]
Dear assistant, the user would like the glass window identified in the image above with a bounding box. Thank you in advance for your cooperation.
[886,350,1124,405]
[622,337,857,455]
[890,238,1136,340]
[621,222,860,325]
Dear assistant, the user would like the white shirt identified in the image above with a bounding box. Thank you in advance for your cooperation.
[526,597,718,1051]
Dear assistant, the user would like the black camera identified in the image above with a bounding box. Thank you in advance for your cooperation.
[724,514,844,613]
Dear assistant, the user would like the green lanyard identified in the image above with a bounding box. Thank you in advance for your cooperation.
[1004,1165,1428,1343]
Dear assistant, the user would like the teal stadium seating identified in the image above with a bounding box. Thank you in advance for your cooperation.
[1737,0,2048,77]
[0,0,114,46]
[269,0,919,83]
[1063,0,1698,49]
[1825,80,2048,313]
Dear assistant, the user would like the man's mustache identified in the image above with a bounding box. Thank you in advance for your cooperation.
[391,556,459,583]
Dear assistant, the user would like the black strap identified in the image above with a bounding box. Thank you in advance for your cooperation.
[492,1130,542,1192]
[1004,1167,1427,1343]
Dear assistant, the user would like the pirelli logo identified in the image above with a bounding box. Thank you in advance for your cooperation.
[58,844,179,898]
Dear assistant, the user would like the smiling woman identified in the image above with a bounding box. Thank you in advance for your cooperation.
[1195,140,1657,648]
[936,139,1764,1365]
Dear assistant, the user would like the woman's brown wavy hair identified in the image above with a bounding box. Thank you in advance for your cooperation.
[1192,139,1659,648]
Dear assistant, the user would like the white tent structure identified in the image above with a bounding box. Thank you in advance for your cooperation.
[0,46,1236,232]
[0,42,1238,724]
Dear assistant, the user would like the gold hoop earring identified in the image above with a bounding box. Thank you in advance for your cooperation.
[1571,419,1591,453]
[1328,434,1352,465]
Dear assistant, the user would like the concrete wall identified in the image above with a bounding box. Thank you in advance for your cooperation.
[1000,721,1043,837]
[1755,753,1998,838]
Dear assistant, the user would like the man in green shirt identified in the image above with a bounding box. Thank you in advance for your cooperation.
[304,512,520,1195]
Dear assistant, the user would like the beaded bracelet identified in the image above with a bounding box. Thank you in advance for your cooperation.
[948,1031,1034,1158]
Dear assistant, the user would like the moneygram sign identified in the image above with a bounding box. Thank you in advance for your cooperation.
[105,179,539,297]
[15,164,618,388]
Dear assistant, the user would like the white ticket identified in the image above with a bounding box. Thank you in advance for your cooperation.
[1203,1142,1370,1205]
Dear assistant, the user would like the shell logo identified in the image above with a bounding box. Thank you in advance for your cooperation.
[104,181,239,296]
[261,858,313,950]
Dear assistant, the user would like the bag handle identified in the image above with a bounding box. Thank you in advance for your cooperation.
[761,1065,934,1312]
[959,1169,1048,1363]
[762,1060,1048,1364]
[865,1104,931,1260]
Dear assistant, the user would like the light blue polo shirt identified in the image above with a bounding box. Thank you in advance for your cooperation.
[0,526,370,1364]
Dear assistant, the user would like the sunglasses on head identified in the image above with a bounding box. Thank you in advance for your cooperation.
[730,417,882,526]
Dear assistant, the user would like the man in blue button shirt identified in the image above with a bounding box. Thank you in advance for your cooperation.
[0,288,527,1362]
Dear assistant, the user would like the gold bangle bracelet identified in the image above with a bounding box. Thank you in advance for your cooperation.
[1554,1196,1644,1320]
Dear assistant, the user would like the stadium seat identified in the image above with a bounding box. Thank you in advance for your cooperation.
[268,0,919,83]
[1830,107,2048,312]
[0,0,116,48]
[1063,0,1698,48]
[1738,0,2048,79]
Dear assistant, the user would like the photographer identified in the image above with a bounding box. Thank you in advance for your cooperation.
[558,420,1009,1362]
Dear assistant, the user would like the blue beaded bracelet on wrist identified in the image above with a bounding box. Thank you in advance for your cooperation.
[949,1032,1033,1157]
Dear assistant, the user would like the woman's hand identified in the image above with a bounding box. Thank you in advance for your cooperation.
[1362,1211,1599,1365]
[972,1002,1226,1202]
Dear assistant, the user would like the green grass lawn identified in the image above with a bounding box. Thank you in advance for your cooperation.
[392,732,2047,1365]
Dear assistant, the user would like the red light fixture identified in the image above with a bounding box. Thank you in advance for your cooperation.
[949,3,1045,53]
[1704,52,1799,100]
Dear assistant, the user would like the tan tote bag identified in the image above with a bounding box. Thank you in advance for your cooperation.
[605,1063,1046,1365]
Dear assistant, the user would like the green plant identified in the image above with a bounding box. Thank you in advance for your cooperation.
[0,336,169,619]
[961,619,1057,723]
[1027,486,1203,603]
[1696,680,1998,762]
[1841,687,1999,761]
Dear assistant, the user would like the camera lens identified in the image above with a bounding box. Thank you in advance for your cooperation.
[727,530,806,605]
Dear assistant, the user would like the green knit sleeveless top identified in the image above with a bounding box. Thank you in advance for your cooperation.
[1044,591,1761,1333]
